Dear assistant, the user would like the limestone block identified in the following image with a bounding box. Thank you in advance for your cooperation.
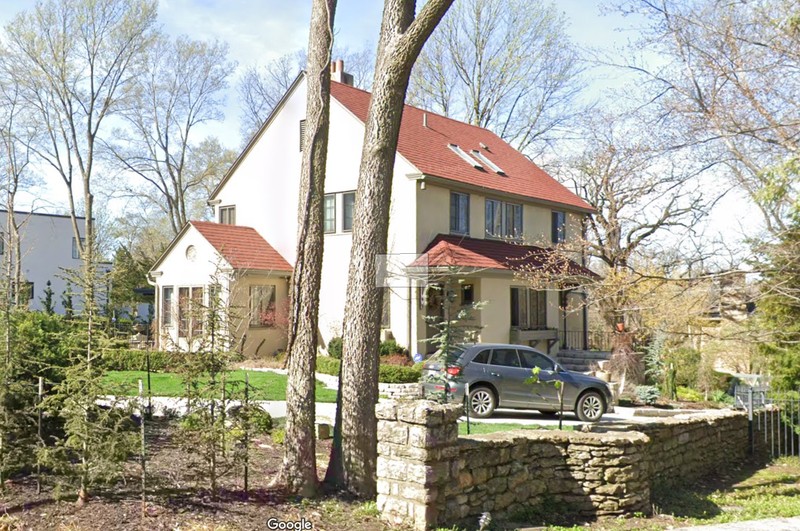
[375,401,398,420]
[378,421,409,445]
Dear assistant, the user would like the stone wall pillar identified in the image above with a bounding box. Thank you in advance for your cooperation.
[376,399,462,530]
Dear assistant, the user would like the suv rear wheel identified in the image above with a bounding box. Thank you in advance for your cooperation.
[575,390,605,422]
[467,386,496,418]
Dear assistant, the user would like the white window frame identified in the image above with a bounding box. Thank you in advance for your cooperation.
[324,193,336,234]
[450,191,470,235]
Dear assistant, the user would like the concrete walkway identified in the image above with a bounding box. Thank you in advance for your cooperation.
[106,395,339,424]
[674,517,800,530]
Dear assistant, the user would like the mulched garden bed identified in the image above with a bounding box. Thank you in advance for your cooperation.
[0,419,394,531]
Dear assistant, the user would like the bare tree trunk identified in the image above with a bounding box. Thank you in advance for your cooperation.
[279,0,337,498]
[325,0,453,498]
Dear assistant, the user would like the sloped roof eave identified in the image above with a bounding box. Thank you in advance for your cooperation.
[148,222,231,276]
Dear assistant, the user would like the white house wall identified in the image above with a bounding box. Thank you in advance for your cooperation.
[211,82,307,265]
[153,226,228,351]
[317,96,420,348]
[0,211,86,313]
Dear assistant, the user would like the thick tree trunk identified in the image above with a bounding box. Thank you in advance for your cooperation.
[325,0,453,498]
[279,0,336,497]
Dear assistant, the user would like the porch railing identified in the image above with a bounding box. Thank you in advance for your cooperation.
[560,330,616,351]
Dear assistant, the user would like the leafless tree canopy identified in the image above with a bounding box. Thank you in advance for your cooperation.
[237,46,374,142]
[619,0,800,233]
[105,34,238,236]
[408,0,585,158]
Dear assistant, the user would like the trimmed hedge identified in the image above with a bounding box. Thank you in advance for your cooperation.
[102,349,180,372]
[314,355,421,384]
[378,364,421,384]
[316,356,341,376]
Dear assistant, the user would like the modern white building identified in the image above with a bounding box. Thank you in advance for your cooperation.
[150,65,595,358]
[0,210,100,313]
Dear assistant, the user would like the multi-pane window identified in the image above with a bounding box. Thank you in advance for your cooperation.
[485,199,522,238]
[551,211,566,243]
[510,287,547,330]
[324,194,336,233]
[191,288,204,336]
[219,205,236,225]
[342,192,355,232]
[450,192,470,235]
[250,285,277,327]
[177,287,204,338]
[162,286,174,327]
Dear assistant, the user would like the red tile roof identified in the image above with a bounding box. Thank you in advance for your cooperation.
[191,221,292,272]
[413,234,596,278]
[330,82,592,212]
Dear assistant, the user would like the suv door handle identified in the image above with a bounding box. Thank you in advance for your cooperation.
[490,372,501,377]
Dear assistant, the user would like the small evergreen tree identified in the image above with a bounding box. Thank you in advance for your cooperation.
[176,270,245,496]
[61,283,74,320]
[42,257,136,504]
[757,210,800,389]
[41,280,55,315]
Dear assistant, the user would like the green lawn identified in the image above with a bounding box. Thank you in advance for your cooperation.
[104,370,338,403]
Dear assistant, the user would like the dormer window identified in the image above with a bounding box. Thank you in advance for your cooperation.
[448,144,483,169]
[471,150,505,175]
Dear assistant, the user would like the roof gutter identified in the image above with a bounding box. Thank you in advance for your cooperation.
[419,174,595,215]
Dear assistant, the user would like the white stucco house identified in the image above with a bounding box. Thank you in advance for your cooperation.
[149,65,595,358]
[0,210,108,313]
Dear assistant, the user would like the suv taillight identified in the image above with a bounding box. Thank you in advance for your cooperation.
[446,366,461,376]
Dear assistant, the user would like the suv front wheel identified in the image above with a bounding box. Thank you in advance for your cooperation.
[467,386,496,418]
[575,390,605,422]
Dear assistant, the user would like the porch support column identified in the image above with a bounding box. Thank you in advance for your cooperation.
[582,290,588,351]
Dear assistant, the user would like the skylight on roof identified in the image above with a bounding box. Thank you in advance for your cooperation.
[471,150,505,175]
[448,144,483,169]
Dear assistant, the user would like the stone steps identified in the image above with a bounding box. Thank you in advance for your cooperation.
[556,350,612,373]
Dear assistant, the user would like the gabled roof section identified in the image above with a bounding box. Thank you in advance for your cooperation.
[191,221,293,272]
[413,234,596,278]
[330,81,592,212]
[209,71,305,201]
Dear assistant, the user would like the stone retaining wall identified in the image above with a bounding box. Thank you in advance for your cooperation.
[379,382,422,400]
[376,400,749,530]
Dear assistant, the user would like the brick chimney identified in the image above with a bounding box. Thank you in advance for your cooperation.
[330,59,354,86]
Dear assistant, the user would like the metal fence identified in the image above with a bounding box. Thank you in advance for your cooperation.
[735,385,800,458]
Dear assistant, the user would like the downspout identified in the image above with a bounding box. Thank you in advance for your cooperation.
[407,283,412,355]
[147,272,160,350]
[582,291,588,351]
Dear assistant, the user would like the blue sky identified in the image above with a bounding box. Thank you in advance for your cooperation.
[0,0,636,149]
